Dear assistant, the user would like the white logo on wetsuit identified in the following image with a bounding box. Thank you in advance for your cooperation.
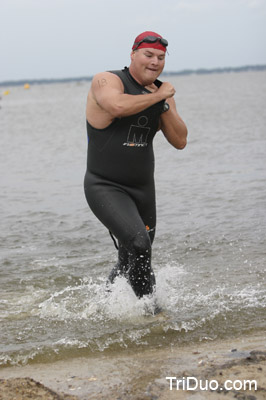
[123,116,150,147]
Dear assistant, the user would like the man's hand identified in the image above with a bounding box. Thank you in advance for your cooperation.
[157,82,176,99]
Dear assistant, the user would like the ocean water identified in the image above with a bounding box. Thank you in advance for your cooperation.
[0,71,265,367]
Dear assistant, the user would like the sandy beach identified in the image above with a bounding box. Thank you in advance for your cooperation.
[0,332,265,399]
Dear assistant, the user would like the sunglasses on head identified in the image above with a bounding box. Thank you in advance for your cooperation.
[133,35,168,50]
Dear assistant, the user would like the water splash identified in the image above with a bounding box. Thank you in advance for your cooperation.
[1,262,265,366]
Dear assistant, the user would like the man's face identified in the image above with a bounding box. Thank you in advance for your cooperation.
[130,48,166,86]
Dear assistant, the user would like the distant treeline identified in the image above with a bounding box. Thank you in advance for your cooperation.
[1,64,265,87]
[162,64,266,76]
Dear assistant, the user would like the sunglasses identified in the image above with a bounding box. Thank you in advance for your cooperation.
[133,35,168,50]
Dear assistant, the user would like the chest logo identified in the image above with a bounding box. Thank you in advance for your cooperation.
[123,116,150,147]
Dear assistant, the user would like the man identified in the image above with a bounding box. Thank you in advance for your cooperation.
[84,31,187,300]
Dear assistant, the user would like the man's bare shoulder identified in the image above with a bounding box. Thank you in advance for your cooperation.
[91,71,124,91]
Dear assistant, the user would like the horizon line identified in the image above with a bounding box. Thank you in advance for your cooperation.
[1,64,266,87]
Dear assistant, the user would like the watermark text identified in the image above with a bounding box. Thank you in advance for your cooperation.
[166,376,257,392]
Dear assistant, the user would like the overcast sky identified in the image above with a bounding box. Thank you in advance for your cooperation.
[1,0,266,81]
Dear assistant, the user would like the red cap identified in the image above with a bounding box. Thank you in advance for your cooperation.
[132,31,167,52]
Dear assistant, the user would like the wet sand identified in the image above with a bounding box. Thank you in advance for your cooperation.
[0,332,265,400]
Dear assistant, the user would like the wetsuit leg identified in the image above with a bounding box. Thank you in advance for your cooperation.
[84,172,156,297]
[108,243,129,283]
[127,232,156,297]
[109,224,155,280]
[108,238,156,297]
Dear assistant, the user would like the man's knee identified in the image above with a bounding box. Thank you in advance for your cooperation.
[130,232,151,257]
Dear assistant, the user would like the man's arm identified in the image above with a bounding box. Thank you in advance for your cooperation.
[91,72,175,118]
[160,97,188,149]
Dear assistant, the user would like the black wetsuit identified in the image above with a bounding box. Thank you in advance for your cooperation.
[84,67,165,298]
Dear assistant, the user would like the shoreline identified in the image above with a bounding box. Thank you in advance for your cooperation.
[0,332,265,399]
[1,64,266,88]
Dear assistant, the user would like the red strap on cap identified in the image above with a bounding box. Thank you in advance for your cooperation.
[132,31,167,52]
